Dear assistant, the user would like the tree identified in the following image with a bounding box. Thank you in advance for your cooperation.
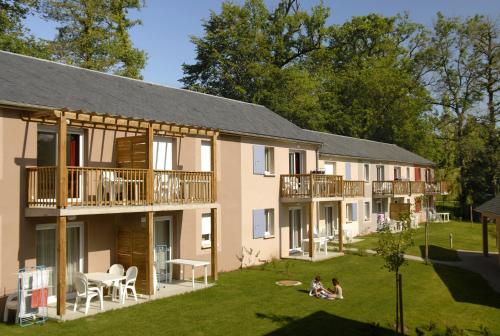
[426,13,484,209]
[376,213,414,335]
[39,0,146,78]
[0,0,52,57]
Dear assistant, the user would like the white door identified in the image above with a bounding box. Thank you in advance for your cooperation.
[324,162,335,175]
[153,137,173,170]
[201,141,212,172]
[154,217,173,284]
[36,222,84,303]
[289,209,302,251]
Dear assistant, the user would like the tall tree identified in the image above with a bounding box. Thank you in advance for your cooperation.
[0,0,51,57]
[40,0,146,78]
[426,13,483,207]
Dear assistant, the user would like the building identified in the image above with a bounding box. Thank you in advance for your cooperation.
[0,51,447,317]
[476,196,500,265]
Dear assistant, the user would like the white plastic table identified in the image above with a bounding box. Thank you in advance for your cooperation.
[85,272,126,309]
[166,259,210,288]
[301,237,328,256]
[436,212,450,222]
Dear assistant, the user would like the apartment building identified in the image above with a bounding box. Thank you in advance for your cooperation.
[0,51,447,317]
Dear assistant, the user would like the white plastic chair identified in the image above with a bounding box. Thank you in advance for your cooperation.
[3,293,18,323]
[120,266,138,304]
[108,264,125,301]
[73,272,102,315]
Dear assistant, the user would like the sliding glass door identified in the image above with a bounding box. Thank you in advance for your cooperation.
[289,209,302,251]
[36,223,84,302]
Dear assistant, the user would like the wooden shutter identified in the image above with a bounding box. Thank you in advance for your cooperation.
[253,209,266,238]
[253,145,265,175]
[415,167,421,181]
[345,162,351,180]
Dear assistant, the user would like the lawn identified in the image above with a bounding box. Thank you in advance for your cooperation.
[1,254,500,336]
[347,221,498,261]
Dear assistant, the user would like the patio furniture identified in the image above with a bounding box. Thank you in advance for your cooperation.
[436,212,450,222]
[166,259,210,288]
[301,237,328,256]
[85,272,126,310]
[120,266,138,304]
[73,272,103,315]
[107,264,125,302]
[3,293,18,323]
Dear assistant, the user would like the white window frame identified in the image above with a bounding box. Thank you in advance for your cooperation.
[376,200,383,214]
[201,140,212,172]
[264,147,274,175]
[346,203,354,223]
[264,209,274,237]
[364,202,370,221]
[376,165,385,181]
[324,162,336,175]
[289,151,305,174]
[201,213,212,248]
[394,166,402,180]
[406,167,410,180]
[364,164,370,182]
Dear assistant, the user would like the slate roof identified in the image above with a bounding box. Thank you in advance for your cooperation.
[0,51,319,144]
[476,196,500,216]
[305,130,434,166]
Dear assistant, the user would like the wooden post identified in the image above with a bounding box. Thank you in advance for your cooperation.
[56,113,67,208]
[399,273,404,335]
[482,216,489,257]
[211,133,218,202]
[146,124,154,205]
[338,201,343,252]
[211,207,218,281]
[56,216,67,316]
[146,211,155,295]
[309,201,315,258]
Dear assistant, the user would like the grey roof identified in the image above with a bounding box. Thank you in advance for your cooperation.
[0,51,319,144]
[476,196,500,216]
[305,130,435,166]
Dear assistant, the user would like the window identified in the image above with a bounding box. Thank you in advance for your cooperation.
[264,147,274,175]
[364,164,370,182]
[265,209,274,237]
[324,162,336,175]
[364,202,370,221]
[406,167,410,180]
[376,201,383,214]
[201,213,211,248]
[415,199,422,212]
[346,203,357,222]
[325,206,334,237]
[394,166,401,180]
[154,137,173,170]
[345,162,352,180]
[289,151,304,174]
[376,165,385,181]
[201,141,212,172]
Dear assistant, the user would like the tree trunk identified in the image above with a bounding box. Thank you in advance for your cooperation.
[399,273,404,335]
[395,271,400,335]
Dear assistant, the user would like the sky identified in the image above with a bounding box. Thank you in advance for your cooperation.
[25,0,500,88]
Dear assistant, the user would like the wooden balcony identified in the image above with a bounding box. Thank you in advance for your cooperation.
[280,174,343,199]
[373,180,448,197]
[26,166,215,208]
[343,181,365,197]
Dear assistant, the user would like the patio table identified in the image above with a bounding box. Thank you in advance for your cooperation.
[165,259,210,288]
[85,272,126,309]
[301,237,328,256]
[436,212,450,222]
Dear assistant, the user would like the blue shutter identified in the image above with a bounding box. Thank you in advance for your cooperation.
[253,209,266,239]
[253,145,265,175]
[352,203,358,221]
[345,163,351,180]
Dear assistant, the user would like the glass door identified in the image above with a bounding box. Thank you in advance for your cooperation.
[289,209,302,251]
[154,217,173,284]
[289,152,304,175]
[36,223,83,303]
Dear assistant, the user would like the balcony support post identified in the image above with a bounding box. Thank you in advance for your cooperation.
[146,211,155,295]
[56,216,67,316]
[211,207,218,281]
[482,216,489,257]
[146,124,154,205]
[338,201,343,252]
[211,132,218,203]
[56,112,67,208]
[309,201,315,258]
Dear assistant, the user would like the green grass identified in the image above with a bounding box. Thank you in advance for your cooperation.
[347,221,498,261]
[1,255,500,336]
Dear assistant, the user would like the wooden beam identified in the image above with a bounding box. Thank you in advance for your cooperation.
[57,113,67,208]
[56,216,67,316]
[146,124,154,205]
[211,133,218,202]
[482,216,489,257]
[146,212,155,295]
[211,207,218,281]
[338,201,343,252]
[309,201,315,258]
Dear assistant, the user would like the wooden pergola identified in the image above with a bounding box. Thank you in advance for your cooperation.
[18,106,220,316]
[475,196,500,260]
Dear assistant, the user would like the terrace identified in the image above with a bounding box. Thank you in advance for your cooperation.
[372,180,448,197]
[279,174,364,201]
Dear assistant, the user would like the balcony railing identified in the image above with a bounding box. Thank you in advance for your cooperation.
[26,166,215,208]
[280,174,343,198]
[373,180,448,196]
[343,181,365,197]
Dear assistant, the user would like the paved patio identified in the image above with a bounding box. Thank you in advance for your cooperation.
[284,251,344,262]
[48,280,212,321]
